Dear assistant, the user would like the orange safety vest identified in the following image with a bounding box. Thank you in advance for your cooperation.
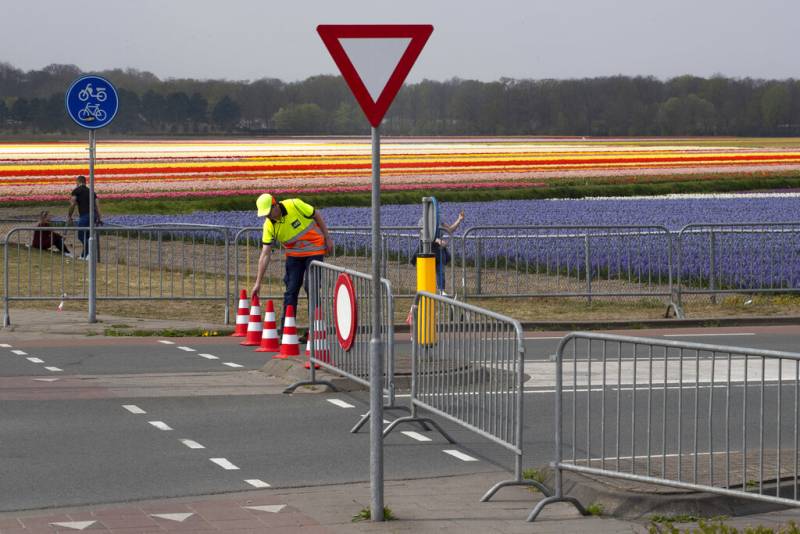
[262,199,326,257]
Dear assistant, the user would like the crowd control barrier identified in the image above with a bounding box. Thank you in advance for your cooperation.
[383,291,547,501]
[529,332,800,521]
[283,261,406,432]
[4,225,230,326]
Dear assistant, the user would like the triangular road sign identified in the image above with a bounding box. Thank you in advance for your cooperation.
[317,24,433,127]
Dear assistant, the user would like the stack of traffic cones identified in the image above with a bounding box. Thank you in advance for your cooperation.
[305,306,330,369]
[240,294,263,346]
[255,300,280,353]
[275,305,300,359]
[231,289,249,337]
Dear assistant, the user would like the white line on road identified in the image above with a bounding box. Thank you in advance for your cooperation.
[210,458,239,470]
[223,362,244,368]
[198,353,219,360]
[149,421,173,431]
[0,344,11,348]
[662,333,755,337]
[158,340,175,345]
[402,431,432,442]
[122,405,146,414]
[245,479,271,488]
[11,350,27,356]
[327,399,355,409]
[523,336,563,340]
[443,449,478,462]
[179,439,205,449]
[26,357,44,363]
[45,366,62,372]
[177,346,196,352]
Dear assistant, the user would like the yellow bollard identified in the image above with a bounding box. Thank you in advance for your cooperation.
[416,254,437,345]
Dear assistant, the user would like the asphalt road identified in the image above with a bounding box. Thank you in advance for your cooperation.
[2,325,800,512]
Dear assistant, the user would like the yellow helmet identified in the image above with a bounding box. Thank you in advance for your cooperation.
[256,193,276,216]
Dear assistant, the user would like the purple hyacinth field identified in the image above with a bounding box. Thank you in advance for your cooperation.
[106,195,800,291]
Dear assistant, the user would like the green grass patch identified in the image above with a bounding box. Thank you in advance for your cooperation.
[103,327,231,337]
[351,506,396,522]
[585,502,604,516]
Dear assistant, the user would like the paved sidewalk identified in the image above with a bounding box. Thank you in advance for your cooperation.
[4,471,800,533]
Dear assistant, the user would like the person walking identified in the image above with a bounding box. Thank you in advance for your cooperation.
[251,193,333,338]
[67,175,102,261]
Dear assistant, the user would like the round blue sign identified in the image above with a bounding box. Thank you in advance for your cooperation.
[65,75,119,129]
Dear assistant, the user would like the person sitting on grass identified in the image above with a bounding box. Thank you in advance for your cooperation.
[31,210,72,257]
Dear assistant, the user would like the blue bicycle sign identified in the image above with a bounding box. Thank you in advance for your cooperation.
[65,75,118,129]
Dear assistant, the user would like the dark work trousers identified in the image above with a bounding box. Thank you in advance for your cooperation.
[281,254,325,330]
[76,214,101,262]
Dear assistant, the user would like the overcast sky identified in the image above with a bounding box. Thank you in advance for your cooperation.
[3,0,796,83]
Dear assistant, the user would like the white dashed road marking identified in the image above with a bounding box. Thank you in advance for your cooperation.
[327,399,355,409]
[26,357,44,363]
[245,479,271,488]
[45,366,63,372]
[49,521,97,531]
[402,431,432,442]
[244,505,285,513]
[179,439,205,449]
[223,362,243,368]
[11,350,27,356]
[443,449,478,462]
[0,343,11,348]
[149,421,173,431]
[177,346,196,352]
[123,405,146,414]
[210,458,239,470]
[150,513,194,523]
[663,333,755,337]
[198,353,219,360]
[33,378,59,382]
[158,340,175,345]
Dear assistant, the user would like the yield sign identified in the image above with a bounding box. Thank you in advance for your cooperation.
[317,24,433,127]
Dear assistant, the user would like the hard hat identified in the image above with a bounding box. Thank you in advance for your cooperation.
[256,193,276,216]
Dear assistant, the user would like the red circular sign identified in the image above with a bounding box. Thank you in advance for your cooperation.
[333,273,357,351]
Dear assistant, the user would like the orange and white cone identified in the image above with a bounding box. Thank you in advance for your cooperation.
[255,300,280,353]
[305,307,329,369]
[231,289,249,337]
[239,294,263,346]
[275,305,300,358]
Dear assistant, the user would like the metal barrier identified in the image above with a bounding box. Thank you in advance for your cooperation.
[383,291,546,500]
[3,225,230,326]
[232,226,457,303]
[458,225,674,301]
[283,261,407,432]
[676,223,800,307]
[529,332,800,521]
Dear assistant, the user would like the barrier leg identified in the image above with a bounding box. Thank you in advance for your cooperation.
[526,495,587,522]
[351,405,431,434]
[283,379,337,394]
[481,478,551,502]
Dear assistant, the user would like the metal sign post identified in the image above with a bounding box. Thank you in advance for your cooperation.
[317,24,432,522]
[65,75,119,323]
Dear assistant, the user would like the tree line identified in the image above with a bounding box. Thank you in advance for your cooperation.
[1,62,799,136]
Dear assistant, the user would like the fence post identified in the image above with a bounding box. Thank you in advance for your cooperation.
[476,239,483,296]
[709,230,717,304]
[584,234,592,304]
[3,238,9,327]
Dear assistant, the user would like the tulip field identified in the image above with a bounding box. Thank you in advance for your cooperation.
[3,138,800,203]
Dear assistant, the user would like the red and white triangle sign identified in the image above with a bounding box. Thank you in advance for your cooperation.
[317,25,433,127]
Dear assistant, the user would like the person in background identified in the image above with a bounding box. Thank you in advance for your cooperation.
[433,210,465,295]
[251,193,333,340]
[31,210,72,257]
[67,175,102,261]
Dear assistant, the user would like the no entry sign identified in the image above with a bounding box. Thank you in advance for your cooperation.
[333,273,357,351]
[317,25,433,127]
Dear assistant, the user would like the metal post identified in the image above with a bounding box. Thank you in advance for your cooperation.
[88,130,97,323]
[369,125,384,522]
[3,239,9,327]
[476,239,483,296]
[584,234,592,304]
[709,231,717,305]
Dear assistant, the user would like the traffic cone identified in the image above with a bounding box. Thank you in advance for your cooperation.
[275,305,300,358]
[240,294,263,346]
[231,289,249,337]
[255,300,280,353]
[305,307,329,369]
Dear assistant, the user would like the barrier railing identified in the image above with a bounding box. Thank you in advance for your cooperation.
[283,261,407,432]
[458,225,674,301]
[676,223,800,307]
[3,225,230,326]
[529,332,800,521]
[383,291,546,500]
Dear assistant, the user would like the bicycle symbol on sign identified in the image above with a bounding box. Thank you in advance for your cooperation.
[78,103,107,122]
[77,83,107,102]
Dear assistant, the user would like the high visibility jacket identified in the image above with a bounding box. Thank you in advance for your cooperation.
[262,199,326,257]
